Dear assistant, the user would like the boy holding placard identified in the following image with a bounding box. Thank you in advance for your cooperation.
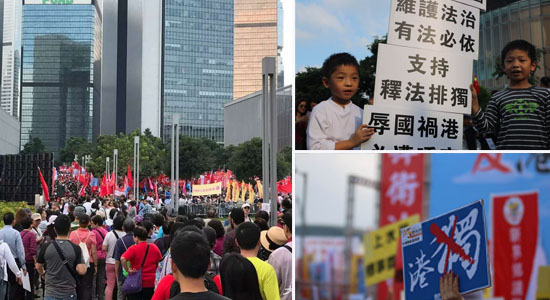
[306,53,374,150]
[471,40,550,149]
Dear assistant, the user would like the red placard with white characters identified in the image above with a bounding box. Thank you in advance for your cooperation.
[492,191,539,300]
[378,154,425,300]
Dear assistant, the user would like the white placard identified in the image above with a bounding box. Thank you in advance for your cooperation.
[25,0,92,4]
[388,0,480,59]
[374,43,472,115]
[360,104,463,150]
[22,269,31,292]
[452,0,485,11]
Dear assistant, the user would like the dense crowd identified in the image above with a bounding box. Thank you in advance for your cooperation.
[0,194,292,300]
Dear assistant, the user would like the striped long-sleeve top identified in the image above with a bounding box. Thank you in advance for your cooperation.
[472,86,550,149]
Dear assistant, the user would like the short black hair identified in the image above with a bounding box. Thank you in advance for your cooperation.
[21,216,32,229]
[91,215,103,226]
[235,222,261,250]
[255,210,269,222]
[282,199,292,210]
[219,253,263,300]
[253,218,269,231]
[541,76,550,87]
[142,220,154,235]
[207,219,225,238]
[282,211,292,233]
[109,208,118,220]
[170,231,211,279]
[153,213,165,227]
[162,220,173,236]
[202,226,217,249]
[54,215,71,236]
[133,226,148,241]
[123,218,135,232]
[230,208,245,225]
[3,212,14,225]
[113,215,125,231]
[501,40,537,66]
[321,52,360,78]
[79,214,90,226]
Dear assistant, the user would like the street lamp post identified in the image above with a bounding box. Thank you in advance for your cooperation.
[133,136,140,200]
[170,115,179,215]
[262,56,277,227]
[113,149,118,188]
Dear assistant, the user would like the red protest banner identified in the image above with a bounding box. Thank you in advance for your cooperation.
[493,191,540,300]
[378,154,425,300]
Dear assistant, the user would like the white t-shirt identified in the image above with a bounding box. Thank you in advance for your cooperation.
[306,98,363,150]
[83,202,93,216]
[102,230,126,264]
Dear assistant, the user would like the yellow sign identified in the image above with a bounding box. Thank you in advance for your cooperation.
[192,182,222,196]
[363,214,420,286]
[537,266,550,298]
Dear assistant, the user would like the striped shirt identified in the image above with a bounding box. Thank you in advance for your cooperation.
[473,87,550,149]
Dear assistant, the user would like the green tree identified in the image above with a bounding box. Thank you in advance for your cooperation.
[21,137,45,154]
[295,67,331,104]
[59,137,92,164]
[277,146,292,180]
[177,135,219,179]
[228,139,292,182]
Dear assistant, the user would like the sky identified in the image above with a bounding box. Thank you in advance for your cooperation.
[295,0,391,73]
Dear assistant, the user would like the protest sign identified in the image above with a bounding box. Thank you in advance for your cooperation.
[492,191,544,300]
[374,43,472,114]
[192,182,222,196]
[361,105,463,150]
[388,0,480,59]
[401,200,490,299]
[364,214,420,286]
[452,0,486,11]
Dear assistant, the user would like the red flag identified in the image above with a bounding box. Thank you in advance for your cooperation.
[38,167,50,202]
[100,174,107,197]
[154,181,160,205]
[127,165,133,189]
[493,191,544,299]
[148,177,154,190]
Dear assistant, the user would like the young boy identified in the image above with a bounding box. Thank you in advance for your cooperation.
[306,53,374,150]
[471,40,550,149]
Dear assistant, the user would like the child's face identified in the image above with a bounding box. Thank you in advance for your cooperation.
[322,65,359,104]
[503,49,536,86]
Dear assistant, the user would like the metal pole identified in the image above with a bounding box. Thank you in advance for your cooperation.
[106,157,110,178]
[262,56,277,227]
[113,149,118,188]
[134,136,140,200]
[170,115,179,215]
[175,119,179,212]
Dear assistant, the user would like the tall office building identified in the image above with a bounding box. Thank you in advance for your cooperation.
[100,0,162,137]
[476,0,550,90]
[162,0,233,142]
[1,0,22,118]
[20,1,102,156]
[233,0,277,100]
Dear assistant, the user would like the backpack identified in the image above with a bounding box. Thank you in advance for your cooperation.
[77,231,93,268]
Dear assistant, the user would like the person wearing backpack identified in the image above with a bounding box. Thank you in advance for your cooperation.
[267,211,292,300]
[120,226,162,300]
[102,215,125,300]
[35,214,87,300]
[91,215,108,300]
[69,214,98,300]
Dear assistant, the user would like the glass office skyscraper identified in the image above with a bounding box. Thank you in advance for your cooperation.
[163,0,233,143]
[20,3,101,156]
[476,0,550,90]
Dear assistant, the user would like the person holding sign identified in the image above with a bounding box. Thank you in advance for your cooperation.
[471,40,550,149]
[306,53,374,150]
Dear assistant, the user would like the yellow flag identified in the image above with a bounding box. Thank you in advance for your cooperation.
[225,180,231,202]
[256,180,263,198]
[234,181,240,202]
[240,181,246,202]
[248,184,255,203]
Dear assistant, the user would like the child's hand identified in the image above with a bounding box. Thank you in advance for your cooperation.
[470,83,480,115]
[440,272,464,300]
[351,124,375,146]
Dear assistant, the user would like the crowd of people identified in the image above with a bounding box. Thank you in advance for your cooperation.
[0,193,292,300]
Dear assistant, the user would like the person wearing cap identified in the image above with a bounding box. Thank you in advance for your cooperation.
[242,203,252,222]
[72,206,86,231]
[30,213,43,243]
[258,226,287,261]
[268,211,292,300]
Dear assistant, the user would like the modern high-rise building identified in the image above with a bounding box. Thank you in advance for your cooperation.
[476,0,550,90]
[100,0,162,137]
[233,0,277,100]
[20,0,102,156]
[162,0,234,142]
[1,0,23,118]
